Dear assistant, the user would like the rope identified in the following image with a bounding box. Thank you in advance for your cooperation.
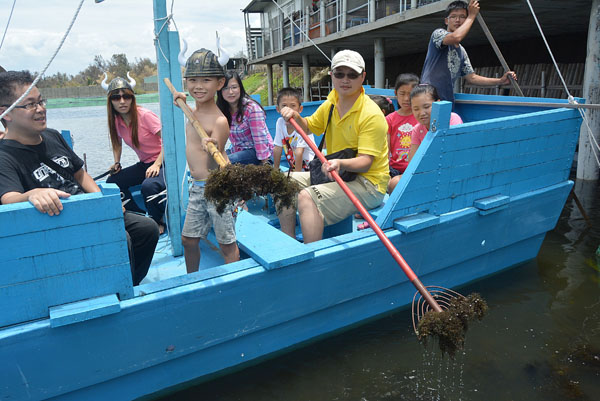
[153,14,172,63]
[0,0,17,52]
[0,0,85,121]
[525,0,600,169]
[525,0,574,102]
[153,1,179,64]
[270,0,331,62]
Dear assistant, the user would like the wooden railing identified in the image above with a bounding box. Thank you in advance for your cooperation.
[245,0,444,61]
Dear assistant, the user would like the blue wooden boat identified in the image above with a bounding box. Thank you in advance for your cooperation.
[0,88,583,399]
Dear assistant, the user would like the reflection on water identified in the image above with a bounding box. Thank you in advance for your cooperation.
[162,179,600,401]
[46,103,161,178]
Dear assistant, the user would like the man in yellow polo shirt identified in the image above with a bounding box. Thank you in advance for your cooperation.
[278,49,389,243]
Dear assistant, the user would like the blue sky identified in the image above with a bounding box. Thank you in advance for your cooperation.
[0,0,257,75]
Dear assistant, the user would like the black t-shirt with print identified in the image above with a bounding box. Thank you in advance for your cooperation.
[0,128,84,202]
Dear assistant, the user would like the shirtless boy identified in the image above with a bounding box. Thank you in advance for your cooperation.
[177,49,240,273]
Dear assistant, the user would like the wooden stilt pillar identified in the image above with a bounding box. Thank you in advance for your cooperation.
[576,0,600,181]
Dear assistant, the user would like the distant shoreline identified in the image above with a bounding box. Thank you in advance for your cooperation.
[46,93,159,109]
[46,93,196,109]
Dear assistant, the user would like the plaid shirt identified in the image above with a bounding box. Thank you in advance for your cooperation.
[229,97,273,161]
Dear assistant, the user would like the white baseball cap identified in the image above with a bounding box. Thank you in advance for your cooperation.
[331,50,365,74]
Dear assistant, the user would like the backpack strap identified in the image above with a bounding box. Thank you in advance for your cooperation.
[36,152,76,183]
[318,104,335,153]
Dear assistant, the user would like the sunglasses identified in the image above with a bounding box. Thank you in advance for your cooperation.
[332,71,362,80]
[110,94,133,101]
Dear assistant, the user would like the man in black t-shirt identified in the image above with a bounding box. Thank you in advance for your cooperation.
[0,71,159,285]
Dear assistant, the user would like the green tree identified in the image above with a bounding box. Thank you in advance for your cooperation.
[108,54,130,79]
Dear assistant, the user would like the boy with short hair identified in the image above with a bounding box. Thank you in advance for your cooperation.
[273,87,315,172]
[421,0,517,104]
[177,49,240,273]
[386,73,419,194]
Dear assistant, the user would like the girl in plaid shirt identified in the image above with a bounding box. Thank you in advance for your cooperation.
[216,71,273,165]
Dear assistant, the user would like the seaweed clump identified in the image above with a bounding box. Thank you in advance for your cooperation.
[205,164,301,214]
[416,293,488,357]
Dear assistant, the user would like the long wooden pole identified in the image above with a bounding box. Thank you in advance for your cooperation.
[476,13,524,97]
[163,78,228,168]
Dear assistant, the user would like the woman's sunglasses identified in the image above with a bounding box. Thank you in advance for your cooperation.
[110,94,133,101]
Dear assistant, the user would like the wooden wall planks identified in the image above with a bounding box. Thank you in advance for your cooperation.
[0,184,134,327]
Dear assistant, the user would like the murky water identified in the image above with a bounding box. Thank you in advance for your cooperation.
[162,179,600,400]
[47,106,599,400]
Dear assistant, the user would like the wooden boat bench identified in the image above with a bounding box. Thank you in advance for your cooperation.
[235,211,314,270]
[0,183,134,328]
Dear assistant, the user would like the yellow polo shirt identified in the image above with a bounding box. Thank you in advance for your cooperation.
[306,88,390,194]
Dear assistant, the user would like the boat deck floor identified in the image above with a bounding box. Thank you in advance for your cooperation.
[141,194,388,284]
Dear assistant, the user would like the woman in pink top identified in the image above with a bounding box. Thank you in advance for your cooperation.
[407,84,463,162]
[102,74,166,232]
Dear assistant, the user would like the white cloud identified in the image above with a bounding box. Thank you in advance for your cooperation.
[0,0,251,75]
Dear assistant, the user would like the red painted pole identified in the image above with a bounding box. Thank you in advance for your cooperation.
[289,118,442,312]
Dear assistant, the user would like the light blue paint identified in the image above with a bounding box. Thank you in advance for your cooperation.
[394,213,440,233]
[0,184,133,327]
[473,194,510,210]
[153,2,186,256]
[49,294,121,328]
[236,211,314,270]
[0,6,587,398]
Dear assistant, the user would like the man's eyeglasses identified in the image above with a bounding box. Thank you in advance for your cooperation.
[223,85,240,92]
[2,99,47,111]
[110,94,134,101]
[447,15,467,20]
[331,71,362,80]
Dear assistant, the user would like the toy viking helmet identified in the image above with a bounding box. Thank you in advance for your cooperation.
[178,32,230,78]
[101,72,136,92]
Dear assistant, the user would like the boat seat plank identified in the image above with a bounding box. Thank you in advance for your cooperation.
[235,211,314,270]
[393,213,440,233]
[49,293,121,328]
[474,194,510,210]
[323,216,353,238]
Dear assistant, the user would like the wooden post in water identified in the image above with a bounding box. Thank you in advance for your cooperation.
[577,0,600,181]
[153,0,186,255]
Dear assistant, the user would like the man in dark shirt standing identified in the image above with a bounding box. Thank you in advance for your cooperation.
[0,71,158,285]
[421,0,517,103]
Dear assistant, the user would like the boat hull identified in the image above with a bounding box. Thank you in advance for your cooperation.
[0,181,570,400]
[0,93,583,400]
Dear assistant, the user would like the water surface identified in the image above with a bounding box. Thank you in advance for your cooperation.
[164,180,600,401]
